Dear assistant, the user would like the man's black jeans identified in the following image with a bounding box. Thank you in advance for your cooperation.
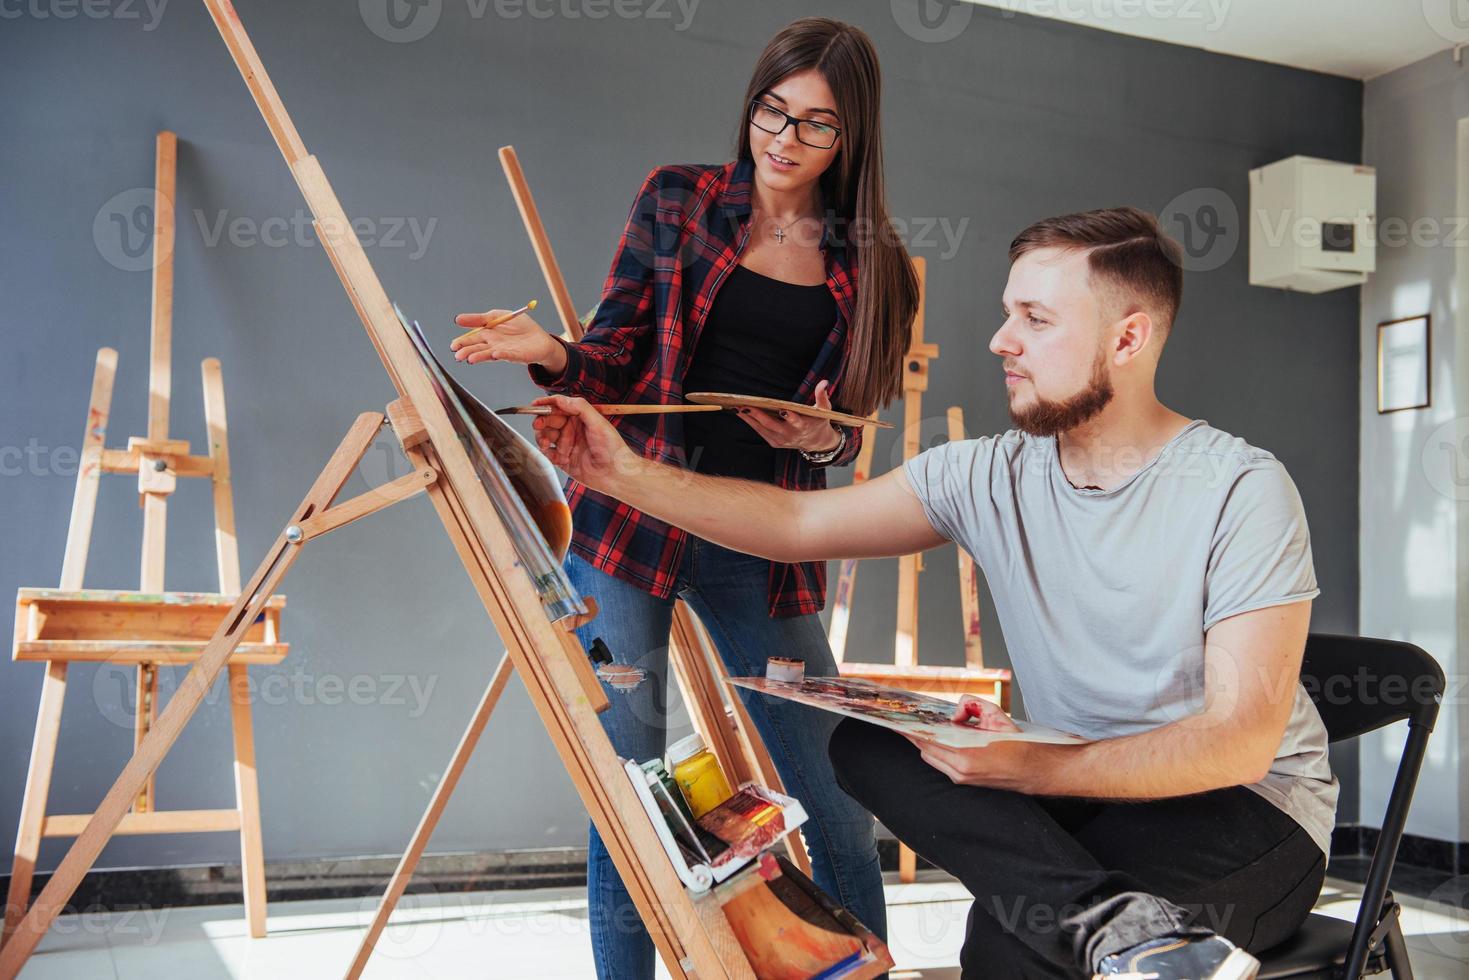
[828,718,1326,978]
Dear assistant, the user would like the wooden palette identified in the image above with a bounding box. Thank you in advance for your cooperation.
[684,393,891,429]
[497,403,722,417]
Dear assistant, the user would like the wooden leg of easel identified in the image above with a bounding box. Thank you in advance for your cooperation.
[0,413,383,980]
[5,346,114,950]
[669,606,814,878]
[345,652,515,980]
[227,664,268,939]
[2,663,67,950]
[896,262,930,884]
[407,448,740,979]
[133,662,159,813]
[826,413,877,664]
[669,603,754,786]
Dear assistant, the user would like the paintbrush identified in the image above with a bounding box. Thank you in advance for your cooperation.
[457,300,537,342]
[496,404,724,417]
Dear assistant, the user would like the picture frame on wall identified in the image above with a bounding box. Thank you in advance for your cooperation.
[1377,314,1431,414]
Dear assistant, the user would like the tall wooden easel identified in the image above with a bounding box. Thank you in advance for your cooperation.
[0,3,867,977]
[4,131,279,949]
[825,257,1012,882]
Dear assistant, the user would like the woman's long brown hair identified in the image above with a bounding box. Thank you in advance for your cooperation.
[736,17,919,417]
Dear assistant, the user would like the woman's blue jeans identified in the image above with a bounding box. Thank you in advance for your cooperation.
[566,541,886,980]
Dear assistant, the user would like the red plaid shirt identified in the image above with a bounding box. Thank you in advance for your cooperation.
[530,159,864,617]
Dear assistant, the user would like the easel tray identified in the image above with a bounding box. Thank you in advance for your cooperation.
[14,589,287,665]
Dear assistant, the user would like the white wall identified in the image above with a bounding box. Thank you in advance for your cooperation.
[1360,49,1469,843]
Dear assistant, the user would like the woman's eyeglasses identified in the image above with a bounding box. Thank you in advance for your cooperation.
[749,101,841,150]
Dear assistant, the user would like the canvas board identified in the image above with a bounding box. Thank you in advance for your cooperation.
[727,676,1087,748]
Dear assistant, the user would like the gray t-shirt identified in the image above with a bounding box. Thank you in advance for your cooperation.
[904,420,1338,857]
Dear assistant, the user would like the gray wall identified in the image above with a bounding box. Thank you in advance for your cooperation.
[1360,49,1469,844]
[1,0,1361,874]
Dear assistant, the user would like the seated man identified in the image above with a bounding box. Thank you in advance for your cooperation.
[528,206,1336,980]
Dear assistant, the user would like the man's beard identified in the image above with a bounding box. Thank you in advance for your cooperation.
[1008,349,1114,438]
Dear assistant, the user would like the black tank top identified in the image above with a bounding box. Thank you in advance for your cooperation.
[682,265,837,480]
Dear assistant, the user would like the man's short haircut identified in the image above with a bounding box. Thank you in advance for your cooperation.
[1008,207,1184,333]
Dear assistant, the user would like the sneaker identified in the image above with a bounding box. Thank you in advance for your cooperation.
[1093,934,1260,980]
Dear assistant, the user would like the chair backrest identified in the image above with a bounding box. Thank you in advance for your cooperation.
[1299,633,1444,742]
[1295,633,1443,980]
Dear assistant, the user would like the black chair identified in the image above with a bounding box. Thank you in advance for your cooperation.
[1257,633,1444,979]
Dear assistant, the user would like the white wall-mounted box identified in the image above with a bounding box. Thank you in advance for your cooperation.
[1249,156,1376,294]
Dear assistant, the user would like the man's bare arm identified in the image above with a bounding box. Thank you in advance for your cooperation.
[1030,600,1312,798]
[916,600,1312,800]
[531,394,948,563]
[601,444,947,563]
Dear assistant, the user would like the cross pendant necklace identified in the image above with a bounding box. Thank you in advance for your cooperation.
[772,224,787,245]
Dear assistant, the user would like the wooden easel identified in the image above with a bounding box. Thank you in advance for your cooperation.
[0,4,871,977]
[826,256,1013,882]
[4,130,279,950]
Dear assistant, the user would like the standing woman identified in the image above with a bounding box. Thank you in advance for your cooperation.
[452,18,917,978]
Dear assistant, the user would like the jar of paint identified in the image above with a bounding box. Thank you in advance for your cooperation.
[640,757,695,824]
[765,656,805,683]
[667,733,733,819]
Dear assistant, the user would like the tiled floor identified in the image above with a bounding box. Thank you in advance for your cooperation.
[14,872,1469,978]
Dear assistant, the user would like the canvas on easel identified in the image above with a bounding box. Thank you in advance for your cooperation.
[4,130,279,950]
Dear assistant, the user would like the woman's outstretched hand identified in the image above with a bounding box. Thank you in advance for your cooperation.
[734,379,843,453]
[450,308,567,373]
[530,395,637,490]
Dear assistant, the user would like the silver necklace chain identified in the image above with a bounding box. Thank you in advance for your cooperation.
[757,205,818,246]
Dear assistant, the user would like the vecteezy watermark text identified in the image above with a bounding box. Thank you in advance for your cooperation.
[991,0,1230,31]
[90,662,441,730]
[193,209,437,260]
[0,0,168,30]
[358,0,700,43]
